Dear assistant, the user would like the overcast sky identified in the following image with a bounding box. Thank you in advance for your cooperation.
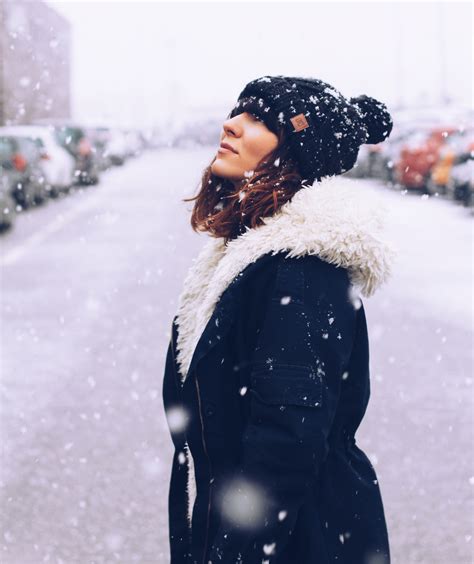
[46,0,472,128]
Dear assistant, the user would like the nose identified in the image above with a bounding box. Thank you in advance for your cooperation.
[222,116,241,139]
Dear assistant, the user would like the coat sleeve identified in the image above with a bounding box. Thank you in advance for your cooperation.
[207,255,358,563]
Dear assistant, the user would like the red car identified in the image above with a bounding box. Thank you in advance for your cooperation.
[395,126,459,191]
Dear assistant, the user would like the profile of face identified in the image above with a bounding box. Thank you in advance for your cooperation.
[211,112,279,187]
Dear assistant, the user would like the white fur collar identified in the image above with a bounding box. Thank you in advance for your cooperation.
[175,175,398,385]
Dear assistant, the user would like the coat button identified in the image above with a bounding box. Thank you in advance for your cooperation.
[204,403,216,417]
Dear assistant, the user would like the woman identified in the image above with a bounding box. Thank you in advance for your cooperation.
[162,75,397,564]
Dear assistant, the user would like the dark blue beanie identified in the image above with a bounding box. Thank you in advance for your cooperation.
[227,75,393,184]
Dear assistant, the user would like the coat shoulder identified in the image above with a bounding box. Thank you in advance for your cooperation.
[301,254,353,301]
[237,252,353,310]
[261,253,351,296]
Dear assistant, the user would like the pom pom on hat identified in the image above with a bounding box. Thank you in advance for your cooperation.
[349,94,394,145]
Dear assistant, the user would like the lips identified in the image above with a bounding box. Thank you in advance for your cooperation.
[219,142,238,153]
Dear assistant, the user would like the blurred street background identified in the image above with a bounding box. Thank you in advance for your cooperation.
[0,1,472,563]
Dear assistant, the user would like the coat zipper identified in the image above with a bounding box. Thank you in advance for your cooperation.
[169,321,181,392]
[195,374,213,564]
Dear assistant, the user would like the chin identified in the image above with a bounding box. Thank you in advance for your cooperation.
[211,160,236,180]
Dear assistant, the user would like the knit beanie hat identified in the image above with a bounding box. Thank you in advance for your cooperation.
[227,75,393,184]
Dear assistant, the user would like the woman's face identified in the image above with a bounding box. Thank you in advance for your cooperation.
[211,112,279,185]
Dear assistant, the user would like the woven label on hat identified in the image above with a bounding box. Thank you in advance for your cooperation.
[290,113,309,132]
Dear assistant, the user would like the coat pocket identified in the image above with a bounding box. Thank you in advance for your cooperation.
[249,363,322,408]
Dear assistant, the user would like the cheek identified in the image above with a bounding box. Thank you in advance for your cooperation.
[242,133,276,164]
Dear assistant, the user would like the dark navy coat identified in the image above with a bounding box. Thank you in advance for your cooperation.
[162,250,391,564]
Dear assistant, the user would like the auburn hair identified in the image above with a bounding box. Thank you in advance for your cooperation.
[182,124,303,246]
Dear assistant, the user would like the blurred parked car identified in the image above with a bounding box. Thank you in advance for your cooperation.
[141,127,167,149]
[105,129,128,165]
[0,134,46,209]
[394,126,458,192]
[33,120,100,186]
[0,125,75,197]
[0,165,16,229]
[84,126,114,172]
[123,129,145,158]
[466,168,474,214]
[427,129,474,196]
[447,153,474,205]
[371,127,419,184]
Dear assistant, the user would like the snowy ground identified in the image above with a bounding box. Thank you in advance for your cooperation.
[0,147,472,563]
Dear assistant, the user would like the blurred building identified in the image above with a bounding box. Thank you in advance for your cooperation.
[0,0,71,125]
